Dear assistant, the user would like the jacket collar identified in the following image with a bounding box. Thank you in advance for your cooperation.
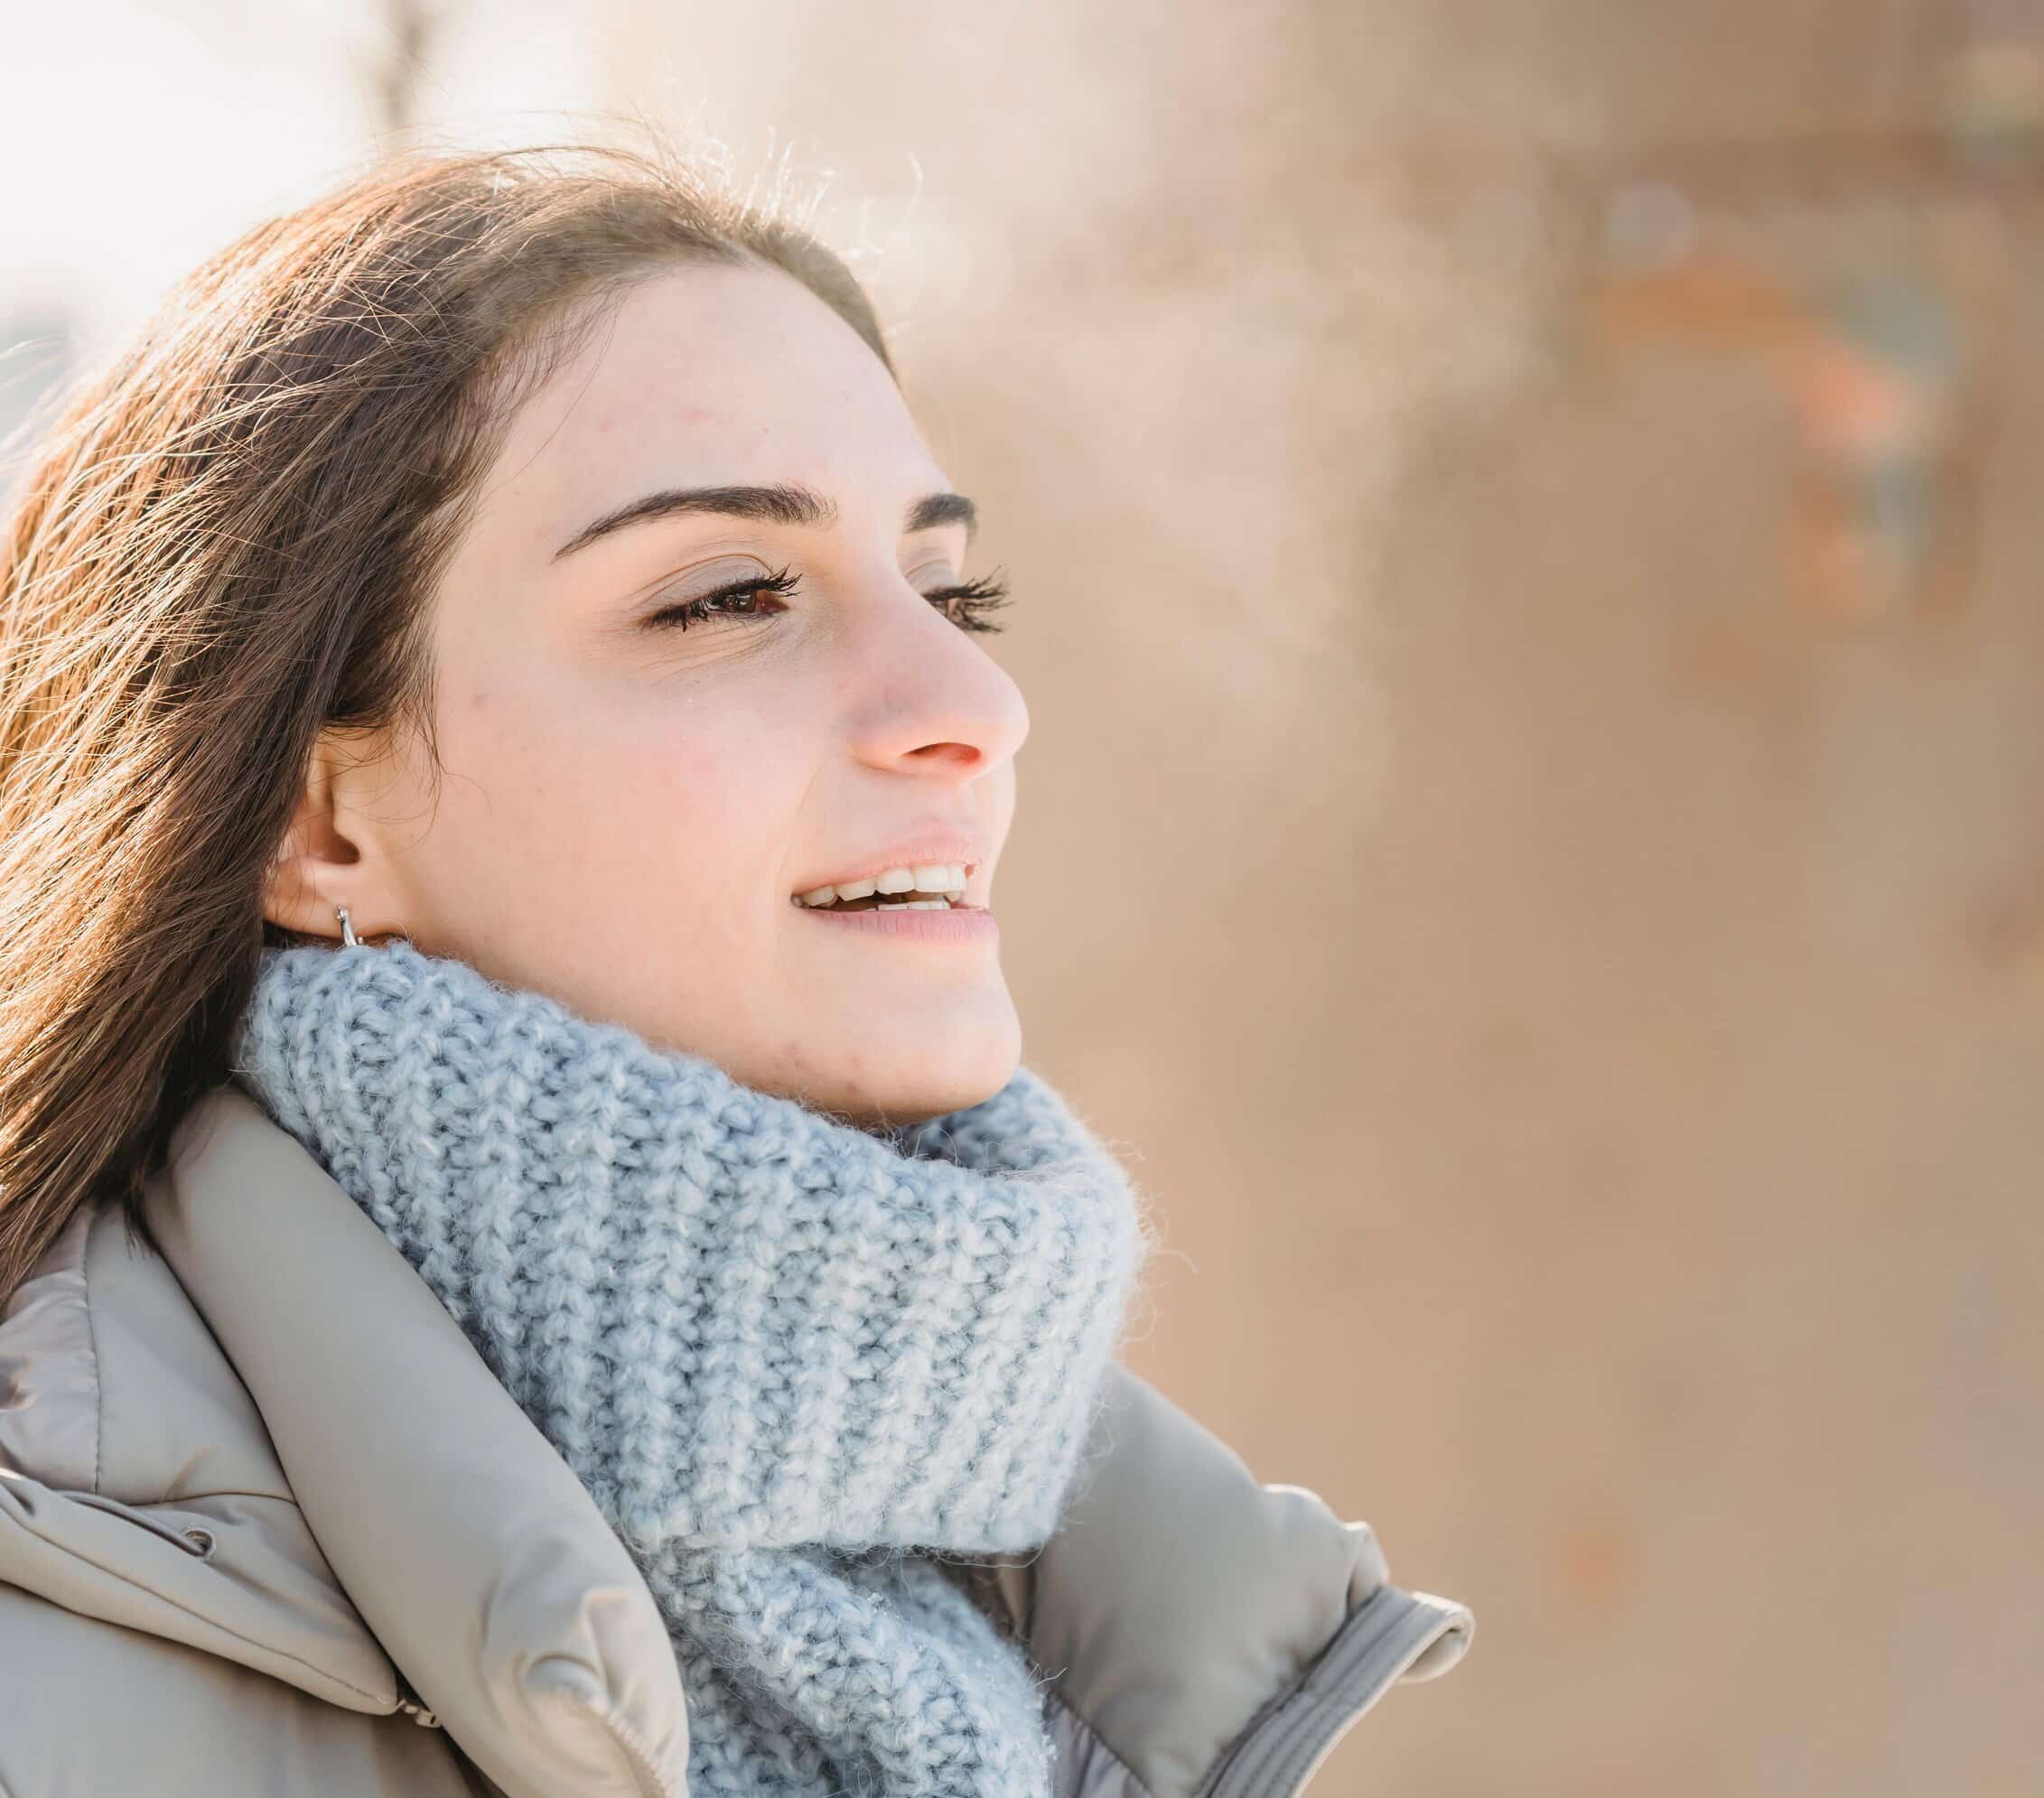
[0,1084,692,1798]
[0,1160,404,1718]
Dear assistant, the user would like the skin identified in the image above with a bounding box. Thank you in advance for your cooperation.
[262,261,1030,1129]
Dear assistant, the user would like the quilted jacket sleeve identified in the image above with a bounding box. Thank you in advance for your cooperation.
[954,1362,1474,1798]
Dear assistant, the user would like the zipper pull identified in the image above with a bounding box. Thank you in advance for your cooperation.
[394,1679,442,1728]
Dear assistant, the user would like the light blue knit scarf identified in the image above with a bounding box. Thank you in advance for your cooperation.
[229,939,1153,1797]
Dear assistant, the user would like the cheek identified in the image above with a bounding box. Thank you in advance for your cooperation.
[425,667,809,926]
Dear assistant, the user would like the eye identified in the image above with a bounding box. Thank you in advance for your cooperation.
[643,565,801,631]
[919,569,1014,634]
[641,564,1016,634]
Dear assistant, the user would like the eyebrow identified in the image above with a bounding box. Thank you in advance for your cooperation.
[550,482,978,561]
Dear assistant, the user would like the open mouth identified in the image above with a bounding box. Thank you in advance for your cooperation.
[791,860,978,913]
[805,886,957,911]
[798,890,970,912]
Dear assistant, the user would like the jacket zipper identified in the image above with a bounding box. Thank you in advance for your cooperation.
[387,1677,686,1798]
[393,1672,442,1728]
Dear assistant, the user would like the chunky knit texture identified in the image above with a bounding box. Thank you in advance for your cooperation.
[229,940,1153,1797]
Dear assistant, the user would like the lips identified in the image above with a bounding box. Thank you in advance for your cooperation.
[798,899,998,943]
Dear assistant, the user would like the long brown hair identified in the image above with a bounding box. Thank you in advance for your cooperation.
[0,141,896,1297]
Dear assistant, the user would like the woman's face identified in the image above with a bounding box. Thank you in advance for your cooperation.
[272,261,1030,1128]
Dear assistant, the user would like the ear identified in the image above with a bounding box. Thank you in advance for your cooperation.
[261,724,413,943]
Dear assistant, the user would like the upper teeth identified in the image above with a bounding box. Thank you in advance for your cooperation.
[797,862,969,908]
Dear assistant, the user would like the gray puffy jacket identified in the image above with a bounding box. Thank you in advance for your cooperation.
[0,1085,1473,1795]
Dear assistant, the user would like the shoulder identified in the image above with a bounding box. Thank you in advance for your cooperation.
[1004,1363,1474,1798]
[0,1581,486,1798]
[0,1147,493,1797]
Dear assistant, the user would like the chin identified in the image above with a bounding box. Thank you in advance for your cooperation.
[826,1030,1023,1133]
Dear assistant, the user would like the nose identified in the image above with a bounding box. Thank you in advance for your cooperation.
[843,574,1031,780]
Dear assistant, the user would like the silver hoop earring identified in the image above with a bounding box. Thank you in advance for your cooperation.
[336,906,362,949]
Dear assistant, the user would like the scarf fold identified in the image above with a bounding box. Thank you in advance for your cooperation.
[230,940,1153,1797]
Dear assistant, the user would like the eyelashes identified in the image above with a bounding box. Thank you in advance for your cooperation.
[925,572,1013,632]
[644,564,1013,635]
[642,565,802,632]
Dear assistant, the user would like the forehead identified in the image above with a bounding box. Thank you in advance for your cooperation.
[471,261,938,550]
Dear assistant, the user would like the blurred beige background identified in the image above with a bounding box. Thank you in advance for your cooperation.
[5,4,2041,1793]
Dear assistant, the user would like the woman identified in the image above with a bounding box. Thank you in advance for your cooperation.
[0,144,1472,1796]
